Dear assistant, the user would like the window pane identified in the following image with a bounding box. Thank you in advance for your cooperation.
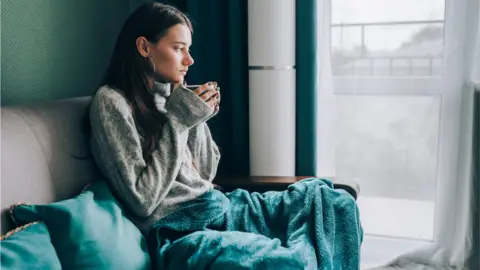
[334,95,441,240]
[331,0,445,77]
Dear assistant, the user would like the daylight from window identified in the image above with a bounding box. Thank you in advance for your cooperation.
[331,0,445,241]
[331,0,445,77]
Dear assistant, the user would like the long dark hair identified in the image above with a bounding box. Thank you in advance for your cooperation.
[87,2,192,160]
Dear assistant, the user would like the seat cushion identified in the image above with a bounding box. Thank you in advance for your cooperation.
[0,222,62,270]
[10,181,151,270]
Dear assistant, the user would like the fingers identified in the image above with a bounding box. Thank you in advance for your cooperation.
[192,82,213,96]
[210,91,220,110]
[209,82,220,110]
[205,90,219,106]
[216,90,221,104]
[192,82,220,108]
[207,99,217,108]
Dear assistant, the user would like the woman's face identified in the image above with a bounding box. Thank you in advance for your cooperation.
[144,24,194,84]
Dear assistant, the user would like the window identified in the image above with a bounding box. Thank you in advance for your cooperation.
[331,0,445,77]
[335,95,439,240]
[328,0,453,244]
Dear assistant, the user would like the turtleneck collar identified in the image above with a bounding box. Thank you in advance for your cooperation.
[151,81,172,113]
[151,81,171,97]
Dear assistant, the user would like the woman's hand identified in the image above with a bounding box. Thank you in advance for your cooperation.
[192,82,220,111]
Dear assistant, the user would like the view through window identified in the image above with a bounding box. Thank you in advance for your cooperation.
[331,0,445,77]
[331,0,445,241]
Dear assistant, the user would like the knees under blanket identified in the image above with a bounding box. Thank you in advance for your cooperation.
[149,178,363,270]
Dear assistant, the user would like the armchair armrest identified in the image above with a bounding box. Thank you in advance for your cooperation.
[214,176,359,200]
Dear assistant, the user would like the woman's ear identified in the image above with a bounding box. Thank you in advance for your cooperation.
[136,36,150,57]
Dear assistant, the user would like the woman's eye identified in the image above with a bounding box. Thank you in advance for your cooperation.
[174,47,183,51]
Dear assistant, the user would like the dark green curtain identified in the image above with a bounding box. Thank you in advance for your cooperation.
[160,0,317,177]
[472,87,479,269]
[295,0,318,176]
[160,0,250,177]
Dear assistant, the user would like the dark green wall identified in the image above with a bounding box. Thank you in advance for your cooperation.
[1,0,131,106]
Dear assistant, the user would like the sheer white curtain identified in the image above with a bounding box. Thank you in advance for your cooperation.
[377,0,480,268]
[391,0,480,270]
[315,0,336,177]
[316,0,480,268]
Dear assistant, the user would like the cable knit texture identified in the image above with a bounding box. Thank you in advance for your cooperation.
[89,82,221,234]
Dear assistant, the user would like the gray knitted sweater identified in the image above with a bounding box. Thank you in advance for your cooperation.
[89,82,220,234]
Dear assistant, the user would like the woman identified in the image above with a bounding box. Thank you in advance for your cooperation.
[89,2,221,234]
[88,2,362,269]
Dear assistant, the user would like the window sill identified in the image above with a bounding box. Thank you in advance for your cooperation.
[361,235,429,269]
[358,196,435,240]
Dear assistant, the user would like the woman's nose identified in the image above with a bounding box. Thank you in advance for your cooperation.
[184,53,194,66]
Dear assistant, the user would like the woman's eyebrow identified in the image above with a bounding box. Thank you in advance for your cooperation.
[172,41,191,47]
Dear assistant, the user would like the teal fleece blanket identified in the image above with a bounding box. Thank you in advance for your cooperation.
[149,178,363,269]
